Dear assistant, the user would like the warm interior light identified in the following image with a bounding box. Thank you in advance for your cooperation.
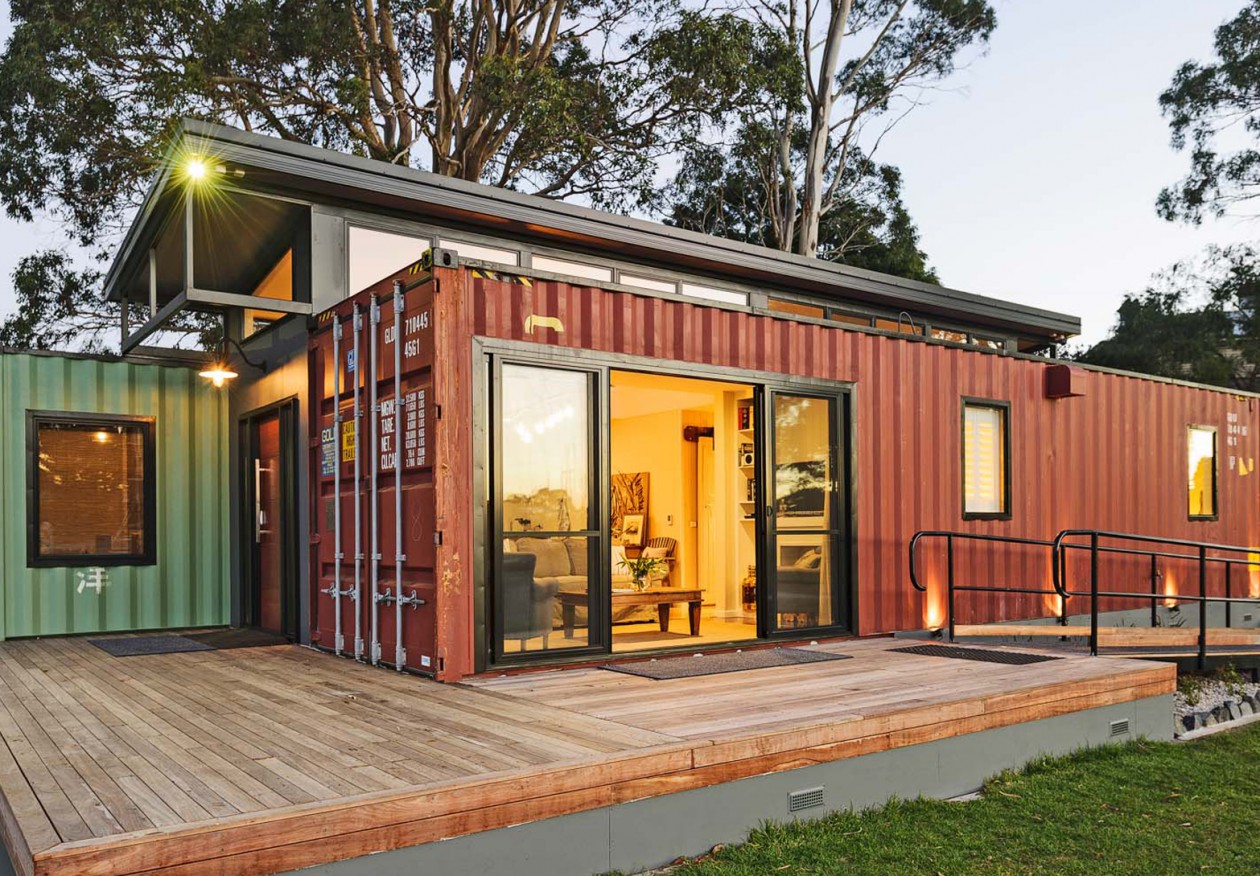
[186,159,207,181]
[199,364,239,388]
[93,430,110,444]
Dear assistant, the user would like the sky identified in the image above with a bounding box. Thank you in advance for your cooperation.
[0,0,1253,346]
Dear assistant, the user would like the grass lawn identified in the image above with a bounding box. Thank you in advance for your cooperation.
[641,722,1260,876]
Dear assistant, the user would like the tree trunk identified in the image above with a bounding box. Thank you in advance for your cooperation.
[797,0,853,257]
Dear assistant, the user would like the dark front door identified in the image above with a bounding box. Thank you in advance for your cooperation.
[245,404,298,638]
[761,389,850,636]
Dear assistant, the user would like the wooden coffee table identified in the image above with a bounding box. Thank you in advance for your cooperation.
[557,588,704,638]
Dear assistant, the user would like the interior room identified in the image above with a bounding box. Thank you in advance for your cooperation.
[609,370,760,652]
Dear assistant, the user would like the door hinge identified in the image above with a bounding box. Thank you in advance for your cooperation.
[434,531,444,546]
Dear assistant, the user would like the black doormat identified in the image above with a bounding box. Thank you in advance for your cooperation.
[891,644,1060,665]
[89,629,289,657]
[183,628,289,650]
[602,648,851,680]
[89,635,214,657]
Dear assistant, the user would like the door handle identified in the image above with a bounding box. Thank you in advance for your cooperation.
[254,459,263,543]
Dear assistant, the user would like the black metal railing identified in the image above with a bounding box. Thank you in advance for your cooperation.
[910,528,1260,668]
[908,531,1063,642]
[1053,530,1260,668]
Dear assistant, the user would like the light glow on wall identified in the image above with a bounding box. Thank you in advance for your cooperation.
[1163,571,1179,608]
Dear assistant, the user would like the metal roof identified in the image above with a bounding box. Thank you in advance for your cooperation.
[104,119,1081,340]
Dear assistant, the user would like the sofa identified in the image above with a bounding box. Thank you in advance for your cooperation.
[504,537,652,626]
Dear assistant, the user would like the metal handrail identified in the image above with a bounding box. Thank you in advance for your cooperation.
[910,527,1260,668]
[1051,529,1260,667]
[909,530,1063,641]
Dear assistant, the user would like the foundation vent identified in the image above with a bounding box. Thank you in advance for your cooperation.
[1110,718,1131,737]
[788,786,825,813]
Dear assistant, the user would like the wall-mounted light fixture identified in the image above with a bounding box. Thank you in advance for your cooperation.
[199,337,263,388]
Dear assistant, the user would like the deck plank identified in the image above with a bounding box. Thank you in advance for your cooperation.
[0,635,1174,876]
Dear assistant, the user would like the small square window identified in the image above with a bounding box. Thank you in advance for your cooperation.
[27,413,156,566]
[1188,425,1218,519]
[962,400,1010,519]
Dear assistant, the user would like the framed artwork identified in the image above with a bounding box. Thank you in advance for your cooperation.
[611,472,649,544]
[620,513,646,547]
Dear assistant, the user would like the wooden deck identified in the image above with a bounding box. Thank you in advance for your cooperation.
[0,636,1174,876]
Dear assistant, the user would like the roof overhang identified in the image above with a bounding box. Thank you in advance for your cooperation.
[105,120,1081,342]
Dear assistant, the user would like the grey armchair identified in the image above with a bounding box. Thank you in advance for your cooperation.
[500,553,559,651]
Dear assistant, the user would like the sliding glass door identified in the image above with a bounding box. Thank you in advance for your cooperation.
[762,390,849,635]
[491,361,605,660]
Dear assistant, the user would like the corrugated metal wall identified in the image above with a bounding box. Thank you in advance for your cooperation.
[466,277,1260,637]
[0,353,230,639]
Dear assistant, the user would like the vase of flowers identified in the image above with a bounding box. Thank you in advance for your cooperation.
[619,555,665,592]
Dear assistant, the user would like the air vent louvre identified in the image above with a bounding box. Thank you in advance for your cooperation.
[1110,718,1130,737]
[788,786,825,813]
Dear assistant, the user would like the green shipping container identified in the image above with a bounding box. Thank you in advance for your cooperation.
[0,352,230,640]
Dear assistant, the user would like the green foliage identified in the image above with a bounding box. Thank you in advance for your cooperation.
[1073,245,1260,390]
[1178,672,1208,707]
[0,250,218,353]
[667,133,938,282]
[1159,1,1260,223]
[607,723,1260,875]
[662,0,995,277]
[1215,662,1249,700]
[0,0,764,349]
[617,555,665,588]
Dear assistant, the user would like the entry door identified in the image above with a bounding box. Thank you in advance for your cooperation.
[490,360,606,661]
[245,405,297,637]
[761,390,848,635]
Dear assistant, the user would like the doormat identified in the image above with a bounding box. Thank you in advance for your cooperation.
[891,644,1060,665]
[183,628,289,650]
[601,648,851,680]
[89,629,289,657]
[89,635,214,657]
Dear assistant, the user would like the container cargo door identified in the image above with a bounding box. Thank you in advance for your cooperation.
[309,271,438,674]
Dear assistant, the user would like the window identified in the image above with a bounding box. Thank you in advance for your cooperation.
[531,256,613,282]
[618,273,676,294]
[769,298,826,319]
[931,328,968,344]
[1188,425,1217,519]
[437,238,520,266]
[680,283,748,305]
[874,317,924,336]
[962,400,1010,519]
[348,226,432,296]
[28,413,156,566]
[828,310,873,328]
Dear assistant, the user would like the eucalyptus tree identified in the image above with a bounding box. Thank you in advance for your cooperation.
[668,0,994,267]
[0,0,755,348]
[1160,1,1260,223]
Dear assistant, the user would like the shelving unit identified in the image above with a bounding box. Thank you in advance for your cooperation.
[735,397,757,620]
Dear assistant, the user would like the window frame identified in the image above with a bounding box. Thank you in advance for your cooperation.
[1187,423,1219,522]
[960,397,1012,521]
[26,411,158,568]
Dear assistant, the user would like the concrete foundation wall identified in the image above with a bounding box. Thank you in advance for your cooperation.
[292,694,1170,876]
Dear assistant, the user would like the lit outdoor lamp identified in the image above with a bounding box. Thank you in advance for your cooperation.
[199,337,262,388]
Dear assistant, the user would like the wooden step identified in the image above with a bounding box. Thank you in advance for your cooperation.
[954,624,1092,638]
[955,623,1260,648]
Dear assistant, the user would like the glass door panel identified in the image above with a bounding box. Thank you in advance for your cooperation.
[494,363,602,658]
[766,392,845,632]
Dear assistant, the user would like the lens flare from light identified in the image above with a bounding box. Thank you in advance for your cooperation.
[199,364,239,388]
[186,159,208,181]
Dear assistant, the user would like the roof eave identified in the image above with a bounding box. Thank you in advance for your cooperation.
[104,120,1081,340]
